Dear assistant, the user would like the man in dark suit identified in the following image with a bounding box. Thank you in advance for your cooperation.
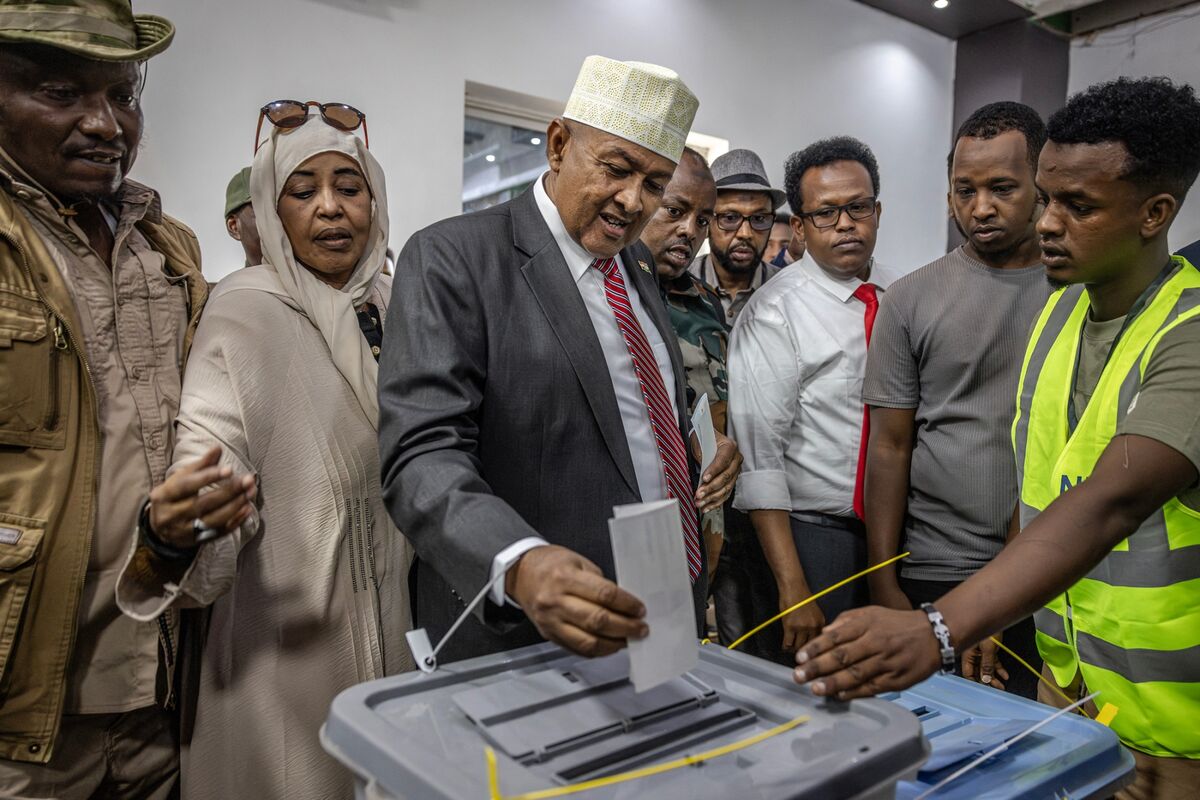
[380,56,741,663]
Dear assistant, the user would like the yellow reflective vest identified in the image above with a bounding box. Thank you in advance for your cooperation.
[1012,256,1200,758]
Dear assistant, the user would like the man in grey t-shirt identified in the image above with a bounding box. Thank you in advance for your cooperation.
[861,103,1051,698]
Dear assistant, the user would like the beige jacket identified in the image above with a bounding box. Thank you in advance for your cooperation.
[0,185,207,763]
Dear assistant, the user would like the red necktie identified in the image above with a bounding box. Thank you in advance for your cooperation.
[852,282,879,520]
[593,257,702,580]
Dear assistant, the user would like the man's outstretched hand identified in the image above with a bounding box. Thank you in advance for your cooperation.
[506,545,648,658]
[792,606,942,699]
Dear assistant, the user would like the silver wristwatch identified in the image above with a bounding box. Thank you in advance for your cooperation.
[920,602,956,674]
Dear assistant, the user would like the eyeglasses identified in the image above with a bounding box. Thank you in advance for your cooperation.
[799,197,877,229]
[254,100,369,153]
[713,211,775,232]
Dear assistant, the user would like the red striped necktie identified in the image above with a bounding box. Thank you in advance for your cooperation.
[592,257,702,580]
[852,282,879,519]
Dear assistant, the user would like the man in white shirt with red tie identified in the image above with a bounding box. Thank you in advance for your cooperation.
[727,136,895,664]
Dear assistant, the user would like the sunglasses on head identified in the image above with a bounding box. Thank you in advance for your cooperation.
[254,100,369,153]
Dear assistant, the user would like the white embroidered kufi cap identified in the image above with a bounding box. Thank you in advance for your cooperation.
[562,55,699,164]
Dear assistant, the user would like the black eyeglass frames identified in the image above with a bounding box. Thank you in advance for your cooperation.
[798,196,877,229]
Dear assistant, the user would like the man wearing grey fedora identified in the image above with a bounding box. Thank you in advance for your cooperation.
[688,148,785,324]
[0,2,253,795]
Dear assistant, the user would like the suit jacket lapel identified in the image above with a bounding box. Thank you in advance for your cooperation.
[513,190,641,497]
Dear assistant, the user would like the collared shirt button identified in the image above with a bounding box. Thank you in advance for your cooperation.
[371,346,381,356]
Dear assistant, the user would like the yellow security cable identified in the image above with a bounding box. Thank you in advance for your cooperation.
[485,713,810,800]
[725,552,911,651]
[487,747,502,799]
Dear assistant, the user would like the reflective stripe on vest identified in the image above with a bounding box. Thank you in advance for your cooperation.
[1011,257,1200,758]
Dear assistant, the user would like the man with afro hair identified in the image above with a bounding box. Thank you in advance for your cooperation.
[792,77,1200,800]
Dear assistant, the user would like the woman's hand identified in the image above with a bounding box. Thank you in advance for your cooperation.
[695,433,742,513]
[149,446,257,549]
[793,606,941,699]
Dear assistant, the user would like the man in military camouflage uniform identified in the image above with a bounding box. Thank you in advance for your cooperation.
[641,149,728,417]
[640,147,730,579]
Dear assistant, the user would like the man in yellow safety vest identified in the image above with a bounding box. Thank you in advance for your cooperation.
[790,76,1200,799]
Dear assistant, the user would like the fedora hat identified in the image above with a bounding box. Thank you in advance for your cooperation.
[0,0,173,62]
[710,148,786,211]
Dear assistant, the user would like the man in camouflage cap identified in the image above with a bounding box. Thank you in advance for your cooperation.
[224,165,262,267]
[0,2,250,795]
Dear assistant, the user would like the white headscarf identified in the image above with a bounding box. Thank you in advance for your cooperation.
[248,119,389,427]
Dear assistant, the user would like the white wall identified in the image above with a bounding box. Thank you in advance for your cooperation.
[134,0,956,280]
[1069,6,1200,251]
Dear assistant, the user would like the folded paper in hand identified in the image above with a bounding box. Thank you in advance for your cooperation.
[690,392,718,474]
[609,499,698,692]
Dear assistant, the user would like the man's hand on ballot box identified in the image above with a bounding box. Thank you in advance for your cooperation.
[507,544,649,658]
[792,605,942,700]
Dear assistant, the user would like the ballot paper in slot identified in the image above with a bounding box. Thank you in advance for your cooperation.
[609,499,697,693]
[690,392,718,474]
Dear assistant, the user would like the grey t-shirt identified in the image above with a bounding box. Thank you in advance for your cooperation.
[863,247,1050,581]
[1075,310,1200,511]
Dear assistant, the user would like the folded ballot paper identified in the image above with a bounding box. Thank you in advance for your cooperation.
[609,499,698,692]
[690,393,718,475]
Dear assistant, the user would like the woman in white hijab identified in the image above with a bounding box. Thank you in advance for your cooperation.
[117,110,413,800]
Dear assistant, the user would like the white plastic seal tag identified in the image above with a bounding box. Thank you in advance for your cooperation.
[406,628,437,673]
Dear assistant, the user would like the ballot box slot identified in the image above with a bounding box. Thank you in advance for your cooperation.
[551,703,756,782]
[881,694,943,724]
[907,704,940,722]
[470,673,628,727]
[531,693,734,764]
[452,661,723,763]
[468,686,723,763]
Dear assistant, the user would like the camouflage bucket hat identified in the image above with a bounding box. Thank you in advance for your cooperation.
[0,0,174,61]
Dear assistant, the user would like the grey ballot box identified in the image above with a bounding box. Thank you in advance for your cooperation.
[321,642,930,800]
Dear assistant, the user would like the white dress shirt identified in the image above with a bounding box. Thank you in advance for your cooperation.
[489,175,677,602]
[727,254,883,518]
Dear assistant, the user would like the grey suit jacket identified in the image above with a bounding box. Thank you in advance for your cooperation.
[379,187,706,663]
